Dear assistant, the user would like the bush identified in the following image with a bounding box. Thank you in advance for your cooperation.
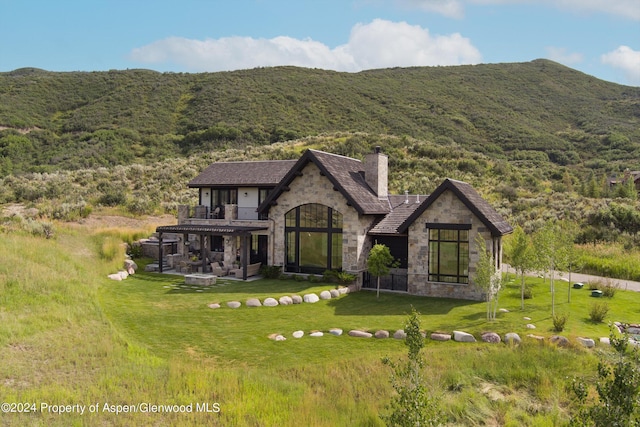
[589,302,609,323]
[523,286,533,299]
[552,313,568,332]
[260,265,282,279]
[601,280,619,298]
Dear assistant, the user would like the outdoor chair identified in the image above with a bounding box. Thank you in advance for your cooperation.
[210,262,228,276]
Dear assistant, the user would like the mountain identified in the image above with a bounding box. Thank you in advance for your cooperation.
[0,60,639,175]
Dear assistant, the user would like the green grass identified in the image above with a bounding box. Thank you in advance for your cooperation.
[2,227,639,426]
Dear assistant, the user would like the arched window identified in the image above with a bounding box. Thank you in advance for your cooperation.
[285,204,342,273]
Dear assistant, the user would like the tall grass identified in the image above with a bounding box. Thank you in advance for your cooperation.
[0,226,632,425]
[577,243,640,281]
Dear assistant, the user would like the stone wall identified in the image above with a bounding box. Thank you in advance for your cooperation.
[268,162,373,276]
[407,188,499,301]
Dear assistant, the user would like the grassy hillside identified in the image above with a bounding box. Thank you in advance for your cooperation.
[1,60,639,175]
[3,224,638,426]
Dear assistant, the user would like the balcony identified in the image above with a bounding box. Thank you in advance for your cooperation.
[178,204,268,226]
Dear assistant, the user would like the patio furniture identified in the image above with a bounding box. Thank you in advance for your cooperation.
[210,262,229,276]
[229,262,262,278]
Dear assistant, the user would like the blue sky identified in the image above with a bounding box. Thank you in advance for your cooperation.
[1,0,639,86]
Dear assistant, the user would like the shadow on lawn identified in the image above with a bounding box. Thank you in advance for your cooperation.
[327,290,477,316]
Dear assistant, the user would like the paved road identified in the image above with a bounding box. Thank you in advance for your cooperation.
[503,264,640,293]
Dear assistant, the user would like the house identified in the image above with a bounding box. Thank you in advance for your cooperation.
[156,148,513,300]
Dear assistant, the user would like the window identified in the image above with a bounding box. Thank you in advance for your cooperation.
[428,225,470,284]
[285,204,342,273]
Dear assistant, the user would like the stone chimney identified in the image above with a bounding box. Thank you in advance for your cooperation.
[363,146,388,199]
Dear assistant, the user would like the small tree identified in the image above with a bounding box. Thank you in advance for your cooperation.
[367,243,397,298]
[381,308,443,426]
[506,225,533,309]
[474,233,501,321]
[532,221,571,317]
[570,327,640,426]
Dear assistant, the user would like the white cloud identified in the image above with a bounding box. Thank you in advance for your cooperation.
[601,46,640,84]
[545,46,584,65]
[395,0,465,19]
[401,0,640,20]
[129,19,481,72]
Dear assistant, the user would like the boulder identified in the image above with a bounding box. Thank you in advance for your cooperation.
[118,270,129,279]
[124,259,138,271]
[303,293,319,303]
[292,330,304,338]
[207,303,221,309]
[329,328,343,336]
[375,330,389,339]
[453,330,476,343]
[309,331,324,337]
[319,290,332,300]
[550,335,570,347]
[526,324,536,329]
[504,333,522,345]
[268,333,286,341]
[263,297,279,307]
[498,308,509,313]
[481,332,501,343]
[393,330,407,340]
[246,298,262,307]
[226,301,241,309]
[577,337,595,348]
[600,337,611,345]
[108,273,123,281]
[430,332,451,341]
[330,289,340,298]
[627,326,640,335]
[279,296,293,306]
[338,286,348,294]
[127,267,135,275]
[526,334,545,341]
[523,317,532,321]
[348,330,372,338]
[291,295,303,304]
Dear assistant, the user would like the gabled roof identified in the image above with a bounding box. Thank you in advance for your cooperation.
[259,149,390,215]
[188,160,297,188]
[397,178,513,236]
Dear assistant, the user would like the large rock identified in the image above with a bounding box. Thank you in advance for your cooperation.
[118,270,129,279]
[263,297,279,307]
[504,333,522,345]
[329,328,343,336]
[577,337,595,348]
[481,332,501,343]
[246,298,262,307]
[526,324,536,329]
[227,301,241,309]
[348,330,372,338]
[393,330,407,340]
[279,296,293,306]
[550,335,570,347]
[108,273,123,281]
[292,330,304,338]
[453,330,476,343]
[291,295,303,304]
[375,330,389,339]
[600,337,611,345]
[330,289,340,298]
[303,293,319,303]
[430,332,451,341]
[338,286,348,294]
[627,326,640,335]
[124,259,138,271]
[207,303,221,309]
[526,334,545,342]
[319,290,332,300]
[309,331,324,337]
[268,333,286,341]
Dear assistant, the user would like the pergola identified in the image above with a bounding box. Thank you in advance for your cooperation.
[155,224,268,280]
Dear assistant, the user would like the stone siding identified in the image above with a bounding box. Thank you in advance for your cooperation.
[268,162,373,275]
[407,188,500,301]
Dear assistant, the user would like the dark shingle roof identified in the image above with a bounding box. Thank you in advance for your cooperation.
[398,178,513,236]
[369,201,422,235]
[188,160,297,187]
[259,150,390,215]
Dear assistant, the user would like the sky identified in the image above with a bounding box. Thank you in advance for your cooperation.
[1,0,639,86]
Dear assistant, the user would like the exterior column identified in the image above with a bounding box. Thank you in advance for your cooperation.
[158,233,164,273]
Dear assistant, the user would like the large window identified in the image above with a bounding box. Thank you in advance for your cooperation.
[428,224,469,284]
[285,204,342,274]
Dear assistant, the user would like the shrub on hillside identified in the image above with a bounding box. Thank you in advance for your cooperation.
[588,302,609,323]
